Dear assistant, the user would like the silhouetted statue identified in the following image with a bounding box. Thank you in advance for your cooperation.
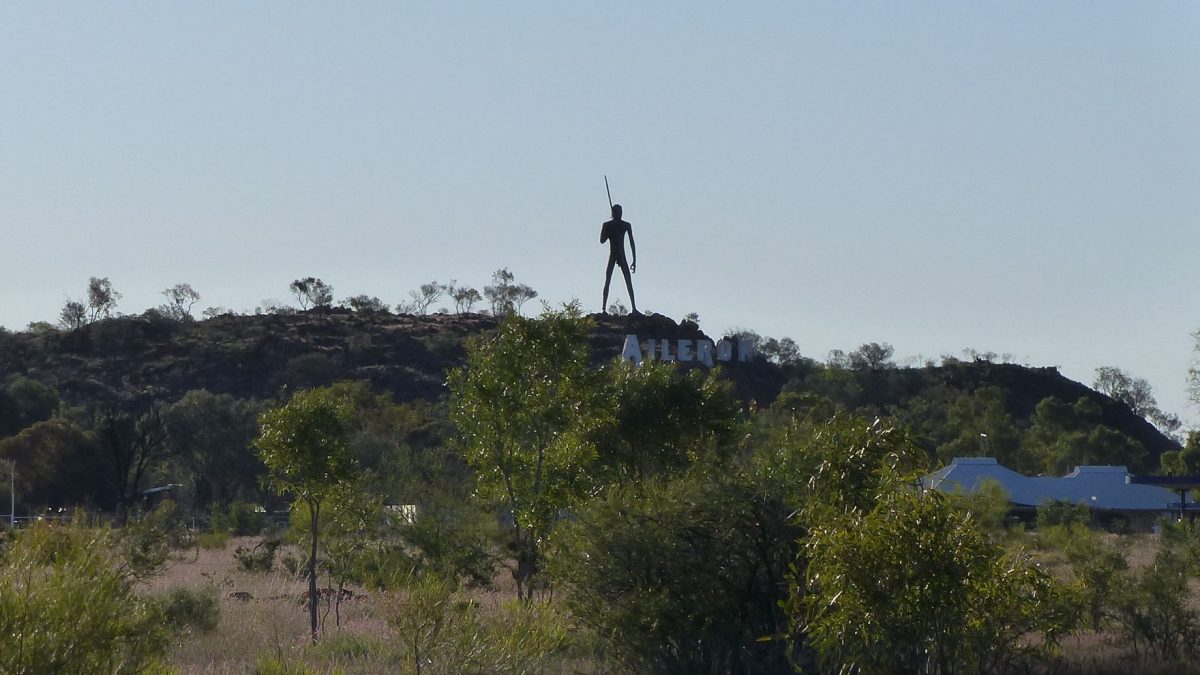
[601,204,637,314]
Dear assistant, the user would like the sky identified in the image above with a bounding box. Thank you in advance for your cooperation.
[1,3,1197,423]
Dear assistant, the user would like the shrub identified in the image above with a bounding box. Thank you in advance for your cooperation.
[120,500,192,578]
[308,631,382,661]
[210,500,271,536]
[196,530,230,550]
[0,521,171,673]
[1037,499,1091,529]
[1112,548,1199,660]
[552,468,798,674]
[156,586,220,633]
[234,538,280,573]
[253,653,322,675]
[801,489,1078,675]
[230,501,271,536]
[398,505,498,587]
[384,572,574,673]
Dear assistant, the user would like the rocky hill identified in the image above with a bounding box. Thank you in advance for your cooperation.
[0,309,1178,460]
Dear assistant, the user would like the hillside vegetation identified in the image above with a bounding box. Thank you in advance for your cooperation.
[2,305,1200,674]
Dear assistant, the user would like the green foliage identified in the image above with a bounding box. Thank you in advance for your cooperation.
[953,478,1012,534]
[86,276,121,320]
[597,358,741,482]
[256,386,358,506]
[254,653,324,675]
[196,530,230,550]
[209,499,270,536]
[0,520,171,674]
[119,500,190,578]
[386,573,458,674]
[397,501,498,587]
[1111,547,1199,660]
[234,538,281,573]
[800,489,1076,675]
[799,415,927,520]
[482,267,537,317]
[163,390,265,509]
[384,573,573,674]
[256,383,361,641]
[93,404,172,522]
[0,375,61,437]
[1093,365,1181,439]
[307,630,383,661]
[155,585,220,633]
[343,294,389,314]
[1035,524,1129,632]
[1025,397,1148,474]
[1037,500,1092,529]
[938,387,1029,470]
[289,277,334,311]
[0,416,104,508]
[551,466,798,674]
[448,304,608,598]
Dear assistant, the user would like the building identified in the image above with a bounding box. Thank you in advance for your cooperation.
[923,457,1194,528]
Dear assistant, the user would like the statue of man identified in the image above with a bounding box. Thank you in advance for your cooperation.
[601,203,637,314]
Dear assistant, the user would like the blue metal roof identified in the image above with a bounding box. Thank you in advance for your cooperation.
[924,457,1192,511]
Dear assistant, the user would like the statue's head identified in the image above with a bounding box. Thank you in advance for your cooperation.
[611,204,622,219]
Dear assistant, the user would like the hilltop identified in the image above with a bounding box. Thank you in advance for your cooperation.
[0,309,1178,466]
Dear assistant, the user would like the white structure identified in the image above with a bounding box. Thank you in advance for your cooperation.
[924,457,1192,513]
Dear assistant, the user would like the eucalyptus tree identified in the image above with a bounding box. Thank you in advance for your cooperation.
[255,385,358,642]
[447,304,607,599]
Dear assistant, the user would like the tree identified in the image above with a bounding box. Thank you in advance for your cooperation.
[0,521,171,673]
[1094,366,1181,439]
[158,283,200,321]
[799,488,1076,675]
[289,277,334,311]
[484,268,537,317]
[761,336,803,366]
[0,418,104,509]
[58,299,87,330]
[0,376,61,438]
[552,466,798,674]
[408,281,444,315]
[848,342,895,370]
[938,387,1028,471]
[86,277,121,321]
[161,390,265,509]
[343,295,389,314]
[596,359,740,482]
[254,385,358,642]
[448,282,482,314]
[1190,330,1200,413]
[1024,396,1148,474]
[94,405,171,524]
[447,304,607,599]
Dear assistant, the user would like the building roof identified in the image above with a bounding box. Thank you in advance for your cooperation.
[923,457,1193,511]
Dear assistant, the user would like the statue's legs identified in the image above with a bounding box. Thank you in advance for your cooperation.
[621,264,637,314]
[602,257,617,312]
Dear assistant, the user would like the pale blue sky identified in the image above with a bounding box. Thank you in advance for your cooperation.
[1,3,1197,421]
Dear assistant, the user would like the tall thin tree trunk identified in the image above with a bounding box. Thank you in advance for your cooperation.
[309,499,320,643]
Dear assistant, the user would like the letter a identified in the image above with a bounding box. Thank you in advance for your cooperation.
[621,334,643,365]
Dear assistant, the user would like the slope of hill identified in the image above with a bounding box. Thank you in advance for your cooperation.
[0,309,1178,460]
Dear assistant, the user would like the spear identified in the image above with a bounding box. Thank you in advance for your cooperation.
[604,175,613,210]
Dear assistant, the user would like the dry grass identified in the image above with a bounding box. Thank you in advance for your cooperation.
[147,537,389,673]
[147,532,1200,674]
[147,538,599,674]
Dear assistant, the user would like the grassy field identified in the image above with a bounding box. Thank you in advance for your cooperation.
[142,532,1200,675]
[146,537,601,674]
